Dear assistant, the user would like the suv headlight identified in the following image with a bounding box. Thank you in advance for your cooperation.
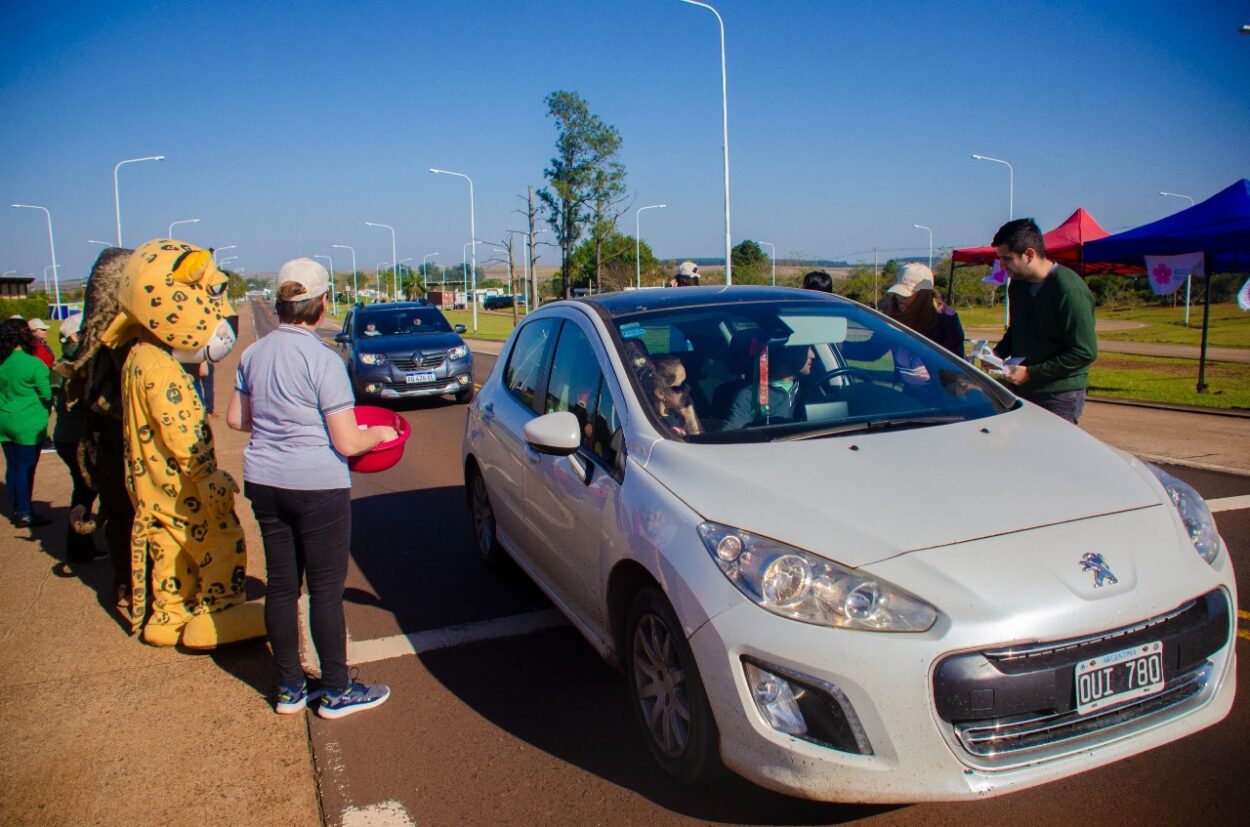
[359,352,386,366]
[698,522,937,632]
[1145,463,1221,564]
[447,345,468,361]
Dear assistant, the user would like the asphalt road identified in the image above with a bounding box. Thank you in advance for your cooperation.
[254,306,1250,827]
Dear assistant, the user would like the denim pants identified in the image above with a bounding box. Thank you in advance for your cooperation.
[1025,388,1087,425]
[2,441,42,518]
[244,482,352,691]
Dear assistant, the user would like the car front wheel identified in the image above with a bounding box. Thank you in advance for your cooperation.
[626,586,719,785]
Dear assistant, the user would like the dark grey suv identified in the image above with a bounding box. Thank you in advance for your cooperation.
[336,302,474,402]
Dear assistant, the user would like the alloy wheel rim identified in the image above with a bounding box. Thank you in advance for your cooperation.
[632,613,690,757]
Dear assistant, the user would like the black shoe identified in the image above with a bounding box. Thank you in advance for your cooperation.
[16,514,52,528]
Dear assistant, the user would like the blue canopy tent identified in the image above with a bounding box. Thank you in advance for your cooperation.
[1083,178,1250,392]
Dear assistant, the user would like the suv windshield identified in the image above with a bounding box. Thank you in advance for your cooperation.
[614,300,1015,443]
[357,307,453,337]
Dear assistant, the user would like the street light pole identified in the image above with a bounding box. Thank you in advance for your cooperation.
[313,254,336,315]
[332,244,358,304]
[635,204,667,289]
[1159,191,1197,326]
[397,258,413,300]
[168,218,200,238]
[11,203,61,312]
[114,155,165,246]
[972,153,1014,326]
[376,262,388,299]
[212,245,236,266]
[422,252,439,293]
[913,224,933,269]
[759,241,776,286]
[365,222,397,302]
[679,0,732,284]
[430,168,478,330]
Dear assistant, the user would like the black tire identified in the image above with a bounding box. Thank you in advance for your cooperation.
[466,465,503,567]
[625,586,720,785]
[455,383,476,404]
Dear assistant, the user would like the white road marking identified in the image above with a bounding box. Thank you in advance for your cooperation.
[347,607,568,666]
[1208,495,1250,514]
[340,801,417,827]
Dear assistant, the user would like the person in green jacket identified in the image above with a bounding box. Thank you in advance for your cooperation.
[992,218,1098,424]
[0,318,52,526]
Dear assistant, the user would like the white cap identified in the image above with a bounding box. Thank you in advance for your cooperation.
[276,257,330,300]
[59,313,83,339]
[27,318,49,331]
[677,260,699,277]
[887,263,936,298]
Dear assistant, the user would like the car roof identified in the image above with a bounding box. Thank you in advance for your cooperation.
[576,285,848,318]
[356,301,432,314]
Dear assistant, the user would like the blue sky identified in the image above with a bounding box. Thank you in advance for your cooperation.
[3,0,1248,282]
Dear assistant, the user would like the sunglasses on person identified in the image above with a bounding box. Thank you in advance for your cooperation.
[669,380,689,393]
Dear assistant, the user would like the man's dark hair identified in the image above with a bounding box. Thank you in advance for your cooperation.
[992,218,1046,258]
[275,281,326,325]
[801,270,833,292]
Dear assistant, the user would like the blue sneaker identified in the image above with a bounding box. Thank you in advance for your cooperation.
[275,677,325,715]
[318,679,391,719]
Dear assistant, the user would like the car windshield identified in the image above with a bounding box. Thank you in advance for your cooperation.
[613,300,1016,443]
[358,308,453,337]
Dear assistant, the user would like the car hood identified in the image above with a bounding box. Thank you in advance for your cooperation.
[357,331,464,354]
[642,405,1163,569]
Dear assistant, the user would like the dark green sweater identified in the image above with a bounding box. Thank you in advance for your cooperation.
[993,264,1097,394]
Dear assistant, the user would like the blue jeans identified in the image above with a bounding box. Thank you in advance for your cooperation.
[2,441,42,518]
[1025,388,1087,424]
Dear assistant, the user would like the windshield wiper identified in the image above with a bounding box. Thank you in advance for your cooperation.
[780,415,964,441]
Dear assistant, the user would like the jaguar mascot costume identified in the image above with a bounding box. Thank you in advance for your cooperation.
[99,239,265,648]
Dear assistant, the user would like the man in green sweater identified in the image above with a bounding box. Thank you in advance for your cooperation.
[992,218,1097,424]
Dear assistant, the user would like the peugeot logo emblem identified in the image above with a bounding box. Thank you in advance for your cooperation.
[1080,553,1119,588]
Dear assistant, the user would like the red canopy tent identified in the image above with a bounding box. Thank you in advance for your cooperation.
[951,208,1141,275]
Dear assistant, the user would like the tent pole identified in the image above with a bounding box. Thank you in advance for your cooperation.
[1196,253,1212,393]
[948,258,956,307]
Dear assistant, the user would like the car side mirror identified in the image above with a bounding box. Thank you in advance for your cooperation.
[454,324,467,334]
[335,332,350,344]
[523,411,581,456]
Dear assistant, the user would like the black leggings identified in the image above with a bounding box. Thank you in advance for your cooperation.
[244,482,352,691]
[55,441,98,561]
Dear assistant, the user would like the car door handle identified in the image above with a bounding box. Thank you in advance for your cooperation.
[480,402,495,422]
[525,446,541,465]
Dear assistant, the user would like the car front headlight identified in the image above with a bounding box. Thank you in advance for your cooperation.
[1145,462,1221,564]
[447,345,468,360]
[697,522,937,632]
[359,352,386,366]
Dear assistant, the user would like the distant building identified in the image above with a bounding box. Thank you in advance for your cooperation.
[0,275,35,298]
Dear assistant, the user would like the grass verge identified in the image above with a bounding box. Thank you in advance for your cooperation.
[1089,353,1250,410]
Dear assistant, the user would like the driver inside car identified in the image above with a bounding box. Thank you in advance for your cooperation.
[724,342,814,429]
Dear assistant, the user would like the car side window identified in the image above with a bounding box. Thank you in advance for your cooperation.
[545,322,622,470]
[505,318,558,412]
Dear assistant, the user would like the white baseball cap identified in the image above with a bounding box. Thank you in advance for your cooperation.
[59,313,83,339]
[887,263,936,297]
[276,257,329,300]
[27,318,49,331]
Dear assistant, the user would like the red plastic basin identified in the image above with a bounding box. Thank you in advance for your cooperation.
[347,406,411,473]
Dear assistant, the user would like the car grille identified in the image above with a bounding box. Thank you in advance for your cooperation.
[392,352,444,370]
[933,589,1230,769]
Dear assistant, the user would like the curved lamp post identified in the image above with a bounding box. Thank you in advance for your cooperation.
[971,153,1014,325]
[114,155,165,246]
[333,244,358,303]
[679,0,732,284]
[212,245,236,266]
[422,252,439,292]
[913,224,933,269]
[313,254,337,315]
[88,239,111,247]
[365,222,398,303]
[168,218,200,238]
[11,203,61,311]
[430,168,478,330]
[635,204,667,289]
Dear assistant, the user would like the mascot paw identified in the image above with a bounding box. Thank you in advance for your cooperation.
[69,504,98,535]
[142,622,185,647]
[181,602,267,650]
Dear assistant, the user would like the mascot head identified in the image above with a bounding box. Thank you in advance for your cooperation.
[101,239,238,361]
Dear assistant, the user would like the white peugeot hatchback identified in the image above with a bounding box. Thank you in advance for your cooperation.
[460,287,1235,802]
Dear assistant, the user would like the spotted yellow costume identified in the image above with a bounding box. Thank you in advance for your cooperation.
[101,240,265,648]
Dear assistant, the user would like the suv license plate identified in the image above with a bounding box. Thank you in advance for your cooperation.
[406,371,437,384]
[1074,641,1164,715]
